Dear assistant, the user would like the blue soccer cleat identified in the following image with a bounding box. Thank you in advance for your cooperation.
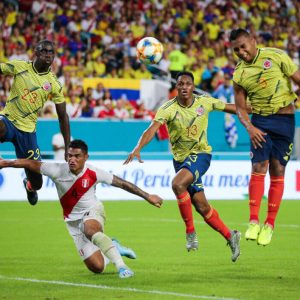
[118,266,134,279]
[112,238,137,259]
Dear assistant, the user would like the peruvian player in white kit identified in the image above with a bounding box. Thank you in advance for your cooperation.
[0,139,163,278]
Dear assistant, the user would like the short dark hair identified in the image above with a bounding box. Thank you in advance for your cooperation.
[176,71,194,82]
[229,29,250,42]
[35,40,55,51]
[69,139,88,154]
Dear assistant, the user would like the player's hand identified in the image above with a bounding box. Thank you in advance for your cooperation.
[123,149,143,165]
[147,194,163,208]
[247,125,267,149]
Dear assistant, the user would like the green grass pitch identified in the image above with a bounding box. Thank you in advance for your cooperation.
[0,200,299,300]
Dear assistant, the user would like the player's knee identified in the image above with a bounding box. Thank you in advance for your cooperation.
[86,263,105,274]
[172,179,186,195]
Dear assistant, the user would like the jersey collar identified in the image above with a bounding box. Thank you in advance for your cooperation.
[244,48,261,65]
[176,94,195,108]
[32,62,51,75]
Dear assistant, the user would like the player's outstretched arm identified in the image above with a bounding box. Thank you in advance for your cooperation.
[0,159,42,173]
[111,175,163,208]
[56,102,71,161]
[123,120,161,165]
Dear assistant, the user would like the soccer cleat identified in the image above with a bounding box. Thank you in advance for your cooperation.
[257,224,273,246]
[186,232,199,252]
[227,230,241,262]
[245,223,260,241]
[118,266,134,279]
[23,178,38,206]
[112,238,137,259]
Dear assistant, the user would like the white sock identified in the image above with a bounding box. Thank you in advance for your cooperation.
[91,232,124,270]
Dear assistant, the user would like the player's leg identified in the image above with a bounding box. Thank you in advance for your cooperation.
[245,160,268,241]
[13,130,43,205]
[172,164,197,251]
[257,114,294,246]
[83,203,134,278]
[24,168,42,205]
[246,114,273,241]
[192,191,241,262]
[66,219,107,273]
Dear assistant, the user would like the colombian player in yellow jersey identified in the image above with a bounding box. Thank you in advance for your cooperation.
[124,72,241,262]
[230,29,300,246]
[0,40,70,205]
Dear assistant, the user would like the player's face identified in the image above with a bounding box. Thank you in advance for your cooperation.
[36,44,55,66]
[68,148,88,175]
[231,35,257,63]
[176,75,194,101]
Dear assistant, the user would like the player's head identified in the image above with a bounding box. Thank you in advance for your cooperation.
[175,71,195,101]
[229,29,257,63]
[34,40,55,66]
[68,140,89,174]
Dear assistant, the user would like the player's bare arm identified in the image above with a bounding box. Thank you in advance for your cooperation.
[0,159,42,173]
[290,69,300,86]
[111,175,163,208]
[234,82,266,149]
[56,102,71,161]
[123,120,161,165]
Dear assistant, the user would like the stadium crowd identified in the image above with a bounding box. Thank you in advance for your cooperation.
[0,0,300,119]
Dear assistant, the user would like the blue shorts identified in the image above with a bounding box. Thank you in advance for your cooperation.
[0,115,41,160]
[173,153,211,197]
[251,114,295,166]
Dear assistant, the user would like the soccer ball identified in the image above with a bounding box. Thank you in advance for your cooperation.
[136,37,163,65]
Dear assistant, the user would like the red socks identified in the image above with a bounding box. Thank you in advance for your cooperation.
[248,173,265,223]
[265,176,284,228]
[177,191,195,234]
[204,206,231,240]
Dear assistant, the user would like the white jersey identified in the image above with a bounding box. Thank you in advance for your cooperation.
[40,162,113,221]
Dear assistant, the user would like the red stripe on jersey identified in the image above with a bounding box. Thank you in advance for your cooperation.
[60,168,97,219]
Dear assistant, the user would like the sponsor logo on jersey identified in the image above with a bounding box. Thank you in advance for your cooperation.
[263,59,272,69]
[42,82,52,91]
[196,106,205,116]
[82,179,89,188]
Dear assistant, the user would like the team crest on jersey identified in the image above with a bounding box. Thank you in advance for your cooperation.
[196,106,205,116]
[263,59,272,69]
[42,82,52,91]
[82,179,90,188]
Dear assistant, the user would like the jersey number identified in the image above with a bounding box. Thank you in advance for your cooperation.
[187,125,198,138]
[26,148,41,160]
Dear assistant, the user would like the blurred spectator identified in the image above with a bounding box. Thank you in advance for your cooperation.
[92,82,105,100]
[133,101,154,120]
[66,93,82,118]
[97,99,116,119]
[80,98,94,118]
[52,132,73,160]
[114,98,130,120]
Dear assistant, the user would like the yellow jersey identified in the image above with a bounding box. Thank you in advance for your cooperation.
[233,47,298,116]
[154,94,225,162]
[0,60,65,132]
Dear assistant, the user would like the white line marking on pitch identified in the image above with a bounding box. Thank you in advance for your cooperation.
[0,275,240,300]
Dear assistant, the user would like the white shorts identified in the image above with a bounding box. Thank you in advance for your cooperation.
[66,202,106,260]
